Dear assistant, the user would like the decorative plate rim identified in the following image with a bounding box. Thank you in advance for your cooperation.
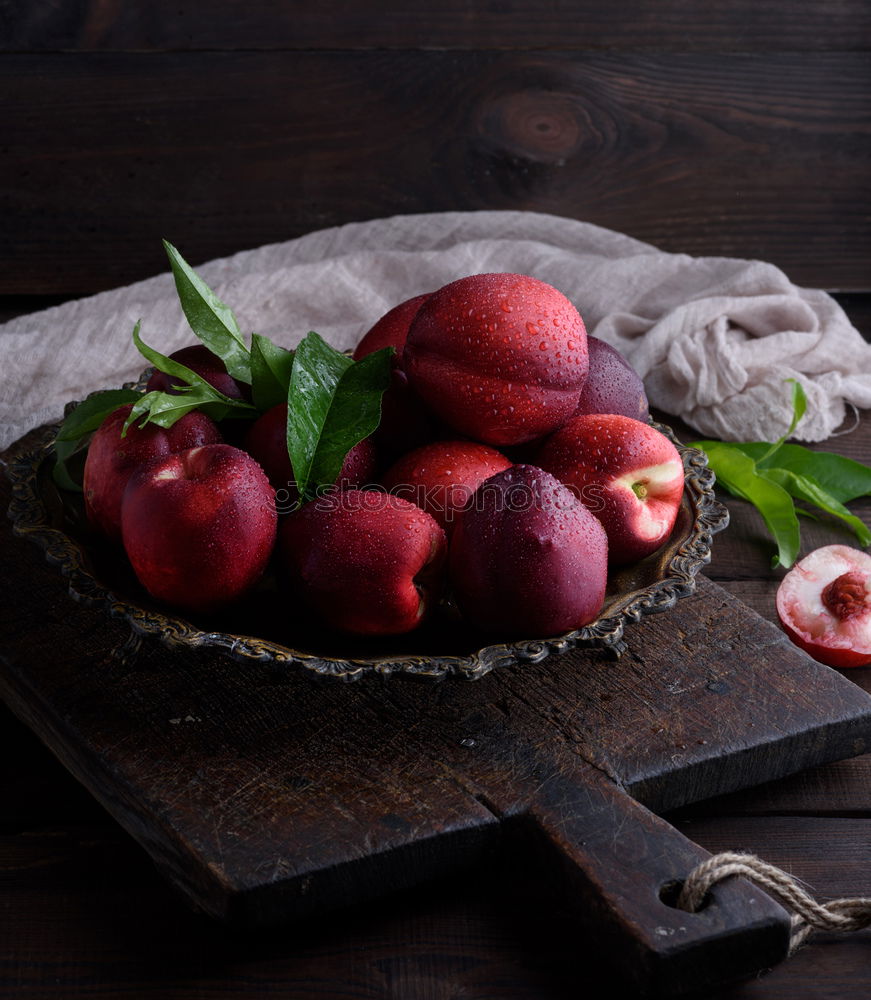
[6,387,729,682]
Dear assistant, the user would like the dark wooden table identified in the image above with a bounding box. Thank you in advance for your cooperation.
[3,3,870,997]
[3,411,871,1000]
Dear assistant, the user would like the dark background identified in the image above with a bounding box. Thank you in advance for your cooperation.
[2,2,870,308]
[2,3,871,998]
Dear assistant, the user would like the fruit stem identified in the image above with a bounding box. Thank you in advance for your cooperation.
[632,481,648,500]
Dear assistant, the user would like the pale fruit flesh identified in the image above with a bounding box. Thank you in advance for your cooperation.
[776,544,871,668]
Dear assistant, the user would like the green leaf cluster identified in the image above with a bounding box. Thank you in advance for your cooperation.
[690,380,871,568]
[288,333,392,504]
[52,387,142,491]
[163,239,252,385]
[53,243,393,504]
[122,320,257,434]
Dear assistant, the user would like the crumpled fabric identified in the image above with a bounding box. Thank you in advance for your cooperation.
[2,209,869,450]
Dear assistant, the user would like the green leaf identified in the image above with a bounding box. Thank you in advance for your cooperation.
[286,332,353,502]
[53,387,142,491]
[126,322,255,433]
[162,240,251,384]
[757,378,807,465]
[123,388,234,431]
[250,333,295,411]
[287,332,392,503]
[690,378,871,567]
[52,438,87,492]
[761,467,871,548]
[732,442,871,503]
[785,378,807,435]
[305,348,394,491]
[695,440,801,568]
[55,388,142,442]
[124,321,256,431]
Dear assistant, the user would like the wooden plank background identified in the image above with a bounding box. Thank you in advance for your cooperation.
[2,2,870,998]
[1,6,870,298]
[6,1,871,51]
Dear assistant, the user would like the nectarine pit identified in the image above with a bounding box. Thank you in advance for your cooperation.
[822,571,868,621]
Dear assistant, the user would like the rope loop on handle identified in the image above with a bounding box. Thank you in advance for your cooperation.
[677,851,871,955]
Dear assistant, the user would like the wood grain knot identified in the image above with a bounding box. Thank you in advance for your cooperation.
[475,90,589,165]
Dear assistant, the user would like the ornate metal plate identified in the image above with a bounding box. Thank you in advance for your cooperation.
[6,389,728,682]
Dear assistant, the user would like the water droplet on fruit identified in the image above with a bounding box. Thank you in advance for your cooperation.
[526,322,538,336]
[539,341,548,351]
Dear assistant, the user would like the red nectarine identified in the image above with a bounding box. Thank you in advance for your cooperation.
[404,273,589,446]
[84,404,222,542]
[382,440,512,532]
[352,293,431,362]
[121,444,277,612]
[450,464,608,635]
[537,414,684,566]
[574,336,649,422]
[280,489,447,636]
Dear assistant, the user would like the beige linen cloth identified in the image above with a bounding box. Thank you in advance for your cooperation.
[2,210,870,450]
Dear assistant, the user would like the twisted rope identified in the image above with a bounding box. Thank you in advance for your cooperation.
[677,851,871,954]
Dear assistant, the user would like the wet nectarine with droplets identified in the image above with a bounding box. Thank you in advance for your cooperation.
[121,444,277,612]
[382,440,512,532]
[537,414,684,566]
[404,273,588,446]
[280,490,447,636]
[449,464,608,634]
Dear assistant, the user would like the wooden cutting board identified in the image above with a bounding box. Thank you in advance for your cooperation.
[4,471,871,996]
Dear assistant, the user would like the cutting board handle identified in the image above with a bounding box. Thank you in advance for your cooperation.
[526,773,791,996]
